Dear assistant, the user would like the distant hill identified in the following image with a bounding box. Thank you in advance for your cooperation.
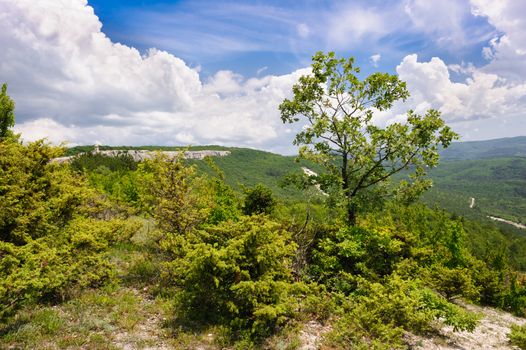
[191,147,321,201]
[440,136,526,161]
[422,157,526,225]
[67,137,526,224]
[417,137,526,227]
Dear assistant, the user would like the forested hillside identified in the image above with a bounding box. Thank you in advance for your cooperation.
[440,137,526,161]
[66,137,526,227]
[423,157,526,224]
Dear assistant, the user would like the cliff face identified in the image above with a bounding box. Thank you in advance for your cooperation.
[52,150,231,163]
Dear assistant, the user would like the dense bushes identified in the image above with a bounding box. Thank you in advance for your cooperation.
[304,221,480,348]
[129,151,526,347]
[70,152,137,173]
[509,323,526,349]
[162,216,304,339]
[138,152,211,234]
[70,153,141,206]
[136,154,306,341]
[136,155,480,348]
[242,184,276,216]
[328,276,478,349]
[0,138,139,319]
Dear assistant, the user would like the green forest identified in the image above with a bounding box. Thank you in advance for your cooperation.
[2,54,526,349]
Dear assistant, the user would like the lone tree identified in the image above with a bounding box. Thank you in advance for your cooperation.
[280,52,457,226]
[243,184,277,216]
[0,83,15,140]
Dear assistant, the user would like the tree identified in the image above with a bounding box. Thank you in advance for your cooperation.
[279,52,457,226]
[138,151,211,235]
[0,83,15,139]
[242,184,277,216]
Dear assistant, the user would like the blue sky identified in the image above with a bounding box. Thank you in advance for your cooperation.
[87,0,496,78]
[1,0,526,152]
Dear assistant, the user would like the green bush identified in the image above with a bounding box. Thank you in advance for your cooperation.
[137,152,210,235]
[423,264,479,301]
[161,215,304,340]
[70,152,137,173]
[328,275,478,349]
[309,226,413,291]
[242,184,277,216]
[206,178,240,225]
[0,217,138,319]
[0,138,139,319]
[509,324,526,349]
[502,276,526,316]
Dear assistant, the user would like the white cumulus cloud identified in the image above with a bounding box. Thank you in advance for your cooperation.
[378,0,526,140]
[471,0,526,81]
[396,54,526,122]
[0,0,306,152]
[2,0,526,150]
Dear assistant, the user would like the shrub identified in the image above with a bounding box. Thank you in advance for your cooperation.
[509,324,526,349]
[0,139,139,319]
[0,217,139,319]
[70,152,137,173]
[502,276,526,316]
[137,152,210,235]
[206,178,240,225]
[423,264,480,301]
[242,184,276,216]
[161,215,304,340]
[309,226,413,291]
[327,275,478,349]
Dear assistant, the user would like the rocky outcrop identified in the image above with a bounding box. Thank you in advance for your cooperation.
[51,150,231,163]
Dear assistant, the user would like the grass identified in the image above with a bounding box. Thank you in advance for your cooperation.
[0,277,174,349]
[0,217,172,350]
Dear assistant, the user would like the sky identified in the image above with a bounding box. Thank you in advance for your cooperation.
[1,0,525,154]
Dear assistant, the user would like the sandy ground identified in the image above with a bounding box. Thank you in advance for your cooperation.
[407,303,526,350]
[297,302,526,350]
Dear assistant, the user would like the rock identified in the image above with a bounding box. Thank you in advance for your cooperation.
[50,150,231,163]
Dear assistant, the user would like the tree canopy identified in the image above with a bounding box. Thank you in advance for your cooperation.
[0,83,15,140]
[280,52,458,225]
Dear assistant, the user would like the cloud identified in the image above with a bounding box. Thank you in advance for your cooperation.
[296,23,310,38]
[398,54,526,119]
[471,0,526,54]
[326,5,391,48]
[0,0,201,123]
[0,0,308,152]
[375,1,526,140]
[404,0,468,46]
[2,0,525,151]
[121,1,406,58]
[256,66,268,76]
[471,0,526,81]
[370,54,381,67]
[119,2,304,59]
[364,51,526,141]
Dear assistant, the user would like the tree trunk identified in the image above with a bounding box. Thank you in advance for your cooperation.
[347,201,357,226]
[341,152,356,226]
